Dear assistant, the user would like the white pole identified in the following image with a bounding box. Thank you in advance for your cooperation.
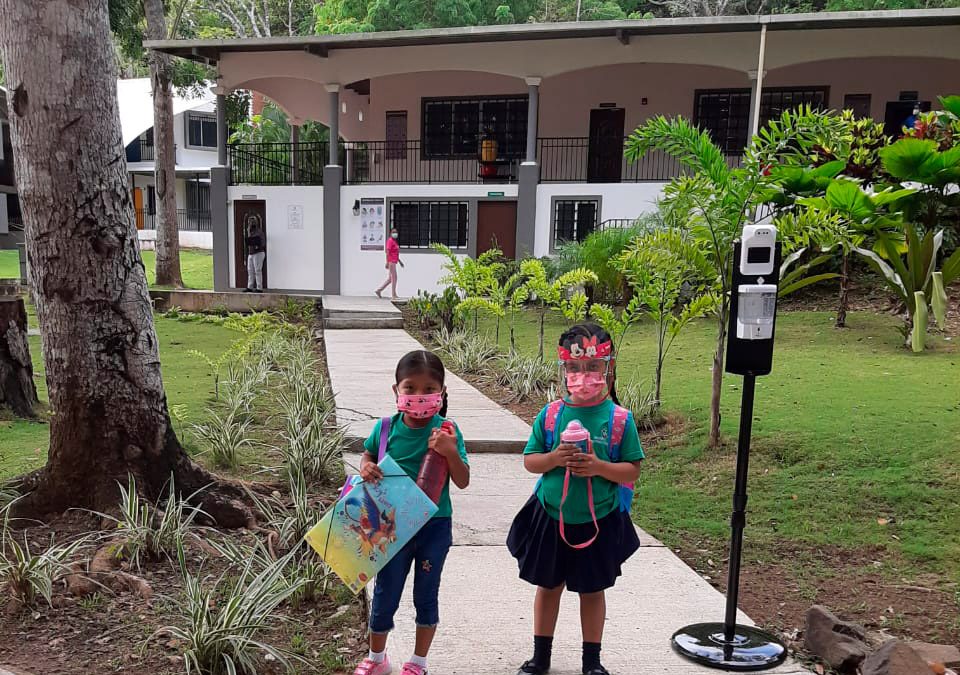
[750,24,768,139]
[576,0,582,20]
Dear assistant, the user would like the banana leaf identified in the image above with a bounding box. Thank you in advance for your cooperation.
[931,272,947,329]
[854,246,907,301]
[912,291,928,353]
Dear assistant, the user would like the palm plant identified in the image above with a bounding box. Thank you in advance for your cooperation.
[625,108,832,447]
[433,244,505,332]
[520,259,598,360]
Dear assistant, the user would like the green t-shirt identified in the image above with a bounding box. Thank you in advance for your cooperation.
[363,413,468,519]
[524,399,644,524]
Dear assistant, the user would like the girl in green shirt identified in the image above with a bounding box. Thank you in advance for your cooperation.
[354,350,470,675]
[508,323,644,675]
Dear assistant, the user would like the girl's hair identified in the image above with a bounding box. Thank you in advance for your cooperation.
[558,322,620,405]
[395,349,448,417]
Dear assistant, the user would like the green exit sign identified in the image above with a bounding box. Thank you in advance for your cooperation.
[487,191,505,197]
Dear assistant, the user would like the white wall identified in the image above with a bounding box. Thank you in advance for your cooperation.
[138,230,213,250]
[226,185,324,291]
[534,183,665,257]
[339,184,518,297]
[174,104,217,170]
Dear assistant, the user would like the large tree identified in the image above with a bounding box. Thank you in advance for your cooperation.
[0,0,249,525]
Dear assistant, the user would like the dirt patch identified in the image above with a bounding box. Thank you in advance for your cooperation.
[673,539,960,651]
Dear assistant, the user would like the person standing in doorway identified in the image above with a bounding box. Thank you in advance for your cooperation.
[244,217,266,293]
[376,227,404,300]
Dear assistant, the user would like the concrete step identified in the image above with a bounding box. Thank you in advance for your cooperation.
[321,310,403,320]
[323,316,405,330]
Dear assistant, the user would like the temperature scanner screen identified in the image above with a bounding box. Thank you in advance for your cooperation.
[746,247,771,264]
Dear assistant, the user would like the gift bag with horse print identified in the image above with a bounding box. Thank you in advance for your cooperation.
[305,418,438,593]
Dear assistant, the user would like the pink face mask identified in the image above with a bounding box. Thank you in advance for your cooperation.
[397,392,444,420]
[566,372,607,402]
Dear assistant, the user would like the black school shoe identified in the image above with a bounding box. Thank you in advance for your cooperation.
[583,666,610,675]
[517,660,549,675]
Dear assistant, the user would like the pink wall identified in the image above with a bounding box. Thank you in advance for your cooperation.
[243,57,959,141]
[765,57,960,121]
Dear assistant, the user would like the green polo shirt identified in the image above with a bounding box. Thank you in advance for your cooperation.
[525,399,644,524]
[363,413,468,519]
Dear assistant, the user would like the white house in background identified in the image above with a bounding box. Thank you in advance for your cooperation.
[118,78,217,249]
[148,10,960,295]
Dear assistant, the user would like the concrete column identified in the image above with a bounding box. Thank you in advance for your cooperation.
[524,77,541,163]
[215,92,228,167]
[516,162,539,259]
[326,84,341,167]
[323,165,342,294]
[291,124,300,185]
[0,194,8,235]
[210,166,230,291]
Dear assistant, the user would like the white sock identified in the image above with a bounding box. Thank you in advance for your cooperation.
[368,649,386,663]
[409,654,428,668]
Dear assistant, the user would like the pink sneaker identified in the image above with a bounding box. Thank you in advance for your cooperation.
[400,663,427,675]
[353,656,392,675]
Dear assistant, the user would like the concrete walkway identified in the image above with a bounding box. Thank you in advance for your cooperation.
[328,328,806,674]
[324,328,531,452]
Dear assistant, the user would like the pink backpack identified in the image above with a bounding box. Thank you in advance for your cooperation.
[539,400,634,549]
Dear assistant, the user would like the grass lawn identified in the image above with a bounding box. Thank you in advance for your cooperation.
[0,249,19,278]
[0,312,236,482]
[480,310,960,582]
[141,248,213,289]
[0,248,213,289]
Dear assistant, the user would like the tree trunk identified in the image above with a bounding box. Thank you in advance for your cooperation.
[145,0,183,288]
[0,0,249,526]
[0,297,38,418]
[708,301,728,449]
[538,309,545,361]
[654,323,665,408]
[836,250,849,328]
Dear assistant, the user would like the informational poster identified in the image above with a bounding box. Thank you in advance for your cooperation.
[305,455,437,594]
[360,197,385,251]
[287,204,304,230]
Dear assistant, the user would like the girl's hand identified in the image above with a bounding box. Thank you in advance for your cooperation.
[428,426,458,459]
[360,457,384,483]
[551,444,578,470]
[567,452,603,478]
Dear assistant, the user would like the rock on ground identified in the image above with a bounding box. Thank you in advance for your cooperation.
[907,643,960,669]
[862,640,936,675]
[804,605,870,672]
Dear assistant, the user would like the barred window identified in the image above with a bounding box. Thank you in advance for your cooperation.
[694,87,828,153]
[422,96,528,160]
[391,201,469,249]
[187,112,217,149]
[553,199,598,247]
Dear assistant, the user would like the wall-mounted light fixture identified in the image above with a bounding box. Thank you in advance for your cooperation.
[353,200,361,216]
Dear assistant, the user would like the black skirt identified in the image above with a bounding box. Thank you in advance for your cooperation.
[506,494,640,594]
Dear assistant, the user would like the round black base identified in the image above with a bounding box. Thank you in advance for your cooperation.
[671,623,787,672]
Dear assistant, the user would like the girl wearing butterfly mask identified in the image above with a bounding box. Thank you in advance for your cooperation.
[355,350,470,675]
[508,323,644,675]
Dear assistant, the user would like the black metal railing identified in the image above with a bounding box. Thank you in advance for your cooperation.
[126,138,155,163]
[229,142,328,186]
[134,208,212,232]
[538,137,743,183]
[342,140,521,185]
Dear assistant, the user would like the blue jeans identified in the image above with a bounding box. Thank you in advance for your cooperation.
[369,517,453,633]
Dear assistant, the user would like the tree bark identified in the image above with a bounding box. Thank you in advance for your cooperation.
[0,297,38,418]
[708,300,728,448]
[836,250,849,328]
[144,0,183,288]
[0,0,249,526]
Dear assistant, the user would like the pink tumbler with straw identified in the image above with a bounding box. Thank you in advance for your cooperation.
[560,420,592,454]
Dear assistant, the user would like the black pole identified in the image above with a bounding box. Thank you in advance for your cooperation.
[724,373,755,642]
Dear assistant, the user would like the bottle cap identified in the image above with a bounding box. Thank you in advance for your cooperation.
[564,420,584,432]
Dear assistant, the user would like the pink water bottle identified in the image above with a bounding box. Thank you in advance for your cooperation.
[417,421,454,504]
[560,420,592,455]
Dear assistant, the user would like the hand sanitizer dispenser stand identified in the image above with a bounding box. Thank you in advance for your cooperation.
[672,226,787,671]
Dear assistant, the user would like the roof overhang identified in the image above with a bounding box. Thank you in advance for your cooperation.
[147,9,960,64]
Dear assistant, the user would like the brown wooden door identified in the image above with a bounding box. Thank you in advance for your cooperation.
[233,200,267,289]
[588,108,625,183]
[133,188,144,230]
[476,201,517,259]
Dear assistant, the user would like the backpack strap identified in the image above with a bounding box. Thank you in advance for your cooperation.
[608,405,630,462]
[377,416,392,461]
[542,400,565,451]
